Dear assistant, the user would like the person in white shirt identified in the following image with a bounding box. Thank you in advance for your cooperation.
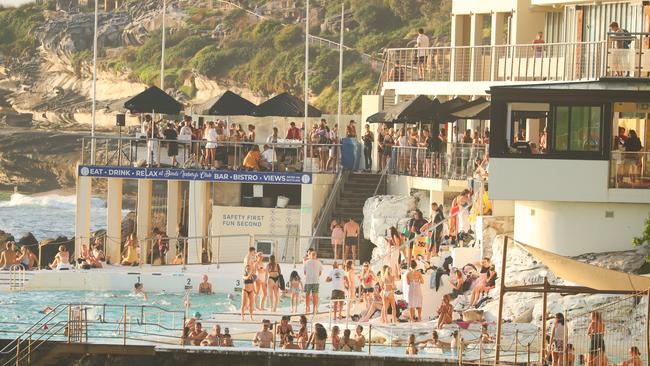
[204,121,218,168]
[261,144,276,171]
[303,250,323,314]
[326,261,349,320]
[179,120,193,137]
[266,127,279,144]
[415,28,429,80]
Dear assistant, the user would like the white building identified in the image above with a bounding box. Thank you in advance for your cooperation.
[362,0,650,255]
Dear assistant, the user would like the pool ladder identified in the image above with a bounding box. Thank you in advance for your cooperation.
[8,265,26,291]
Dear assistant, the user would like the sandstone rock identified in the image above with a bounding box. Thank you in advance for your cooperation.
[1,113,33,127]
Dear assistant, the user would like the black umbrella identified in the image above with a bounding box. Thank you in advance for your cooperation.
[366,95,439,123]
[436,96,468,122]
[253,93,322,117]
[124,86,184,115]
[253,92,322,117]
[450,97,491,120]
[207,90,257,116]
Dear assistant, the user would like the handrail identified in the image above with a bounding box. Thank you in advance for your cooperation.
[0,304,68,355]
[309,170,346,250]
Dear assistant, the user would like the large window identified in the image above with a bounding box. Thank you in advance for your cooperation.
[553,106,602,152]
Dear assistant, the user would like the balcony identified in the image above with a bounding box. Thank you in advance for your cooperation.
[610,152,650,189]
[381,33,650,96]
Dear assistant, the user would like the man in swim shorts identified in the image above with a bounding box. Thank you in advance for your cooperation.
[343,218,360,262]
[303,250,323,314]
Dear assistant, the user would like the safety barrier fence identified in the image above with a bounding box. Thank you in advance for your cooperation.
[610,151,650,189]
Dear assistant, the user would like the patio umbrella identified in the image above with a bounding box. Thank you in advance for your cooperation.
[254,92,321,117]
[450,97,491,120]
[123,86,183,115]
[206,90,257,116]
[366,95,439,123]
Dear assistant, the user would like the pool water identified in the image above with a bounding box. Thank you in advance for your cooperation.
[0,290,299,339]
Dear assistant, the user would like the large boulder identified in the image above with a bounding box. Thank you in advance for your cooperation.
[362,195,416,266]
[0,229,15,244]
[17,232,38,249]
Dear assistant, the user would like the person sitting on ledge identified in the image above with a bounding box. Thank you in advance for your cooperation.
[221,328,234,347]
[188,322,208,346]
[201,324,222,346]
[253,320,273,348]
[121,233,139,266]
[49,245,71,271]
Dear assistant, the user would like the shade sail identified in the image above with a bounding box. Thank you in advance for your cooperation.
[450,97,491,120]
[254,92,321,117]
[123,86,183,115]
[207,91,257,116]
[516,242,650,292]
[366,95,439,123]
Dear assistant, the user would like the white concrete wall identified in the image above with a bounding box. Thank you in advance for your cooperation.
[514,200,650,255]
[311,173,336,225]
[491,158,650,204]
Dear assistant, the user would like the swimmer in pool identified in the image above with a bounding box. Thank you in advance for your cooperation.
[198,275,213,295]
[134,283,148,301]
[39,307,54,315]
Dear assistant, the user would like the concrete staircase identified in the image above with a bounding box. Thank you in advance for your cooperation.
[316,172,386,260]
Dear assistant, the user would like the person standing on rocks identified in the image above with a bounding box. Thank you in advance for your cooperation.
[303,250,323,314]
[343,217,360,262]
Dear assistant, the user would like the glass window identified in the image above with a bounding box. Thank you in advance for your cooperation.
[554,106,569,151]
[553,105,601,153]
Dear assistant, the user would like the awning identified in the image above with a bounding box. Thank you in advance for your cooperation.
[366,95,440,123]
[123,86,184,115]
[450,97,491,120]
[254,92,321,117]
[516,242,650,292]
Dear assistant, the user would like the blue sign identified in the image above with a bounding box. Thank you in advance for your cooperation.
[78,166,312,184]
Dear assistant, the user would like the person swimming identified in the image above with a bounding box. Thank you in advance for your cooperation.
[198,275,213,295]
[134,283,148,301]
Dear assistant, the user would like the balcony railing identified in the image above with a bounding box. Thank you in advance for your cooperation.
[604,32,650,77]
[81,136,342,174]
[383,144,488,180]
[383,40,607,84]
[610,151,650,189]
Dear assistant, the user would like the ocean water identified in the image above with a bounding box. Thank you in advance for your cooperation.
[0,193,109,240]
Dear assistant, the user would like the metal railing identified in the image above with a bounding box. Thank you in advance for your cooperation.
[610,151,650,189]
[384,144,487,180]
[310,170,347,248]
[0,303,537,365]
[604,32,650,78]
[80,136,342,174]
[383,41,605,84]
[0,303,185,366]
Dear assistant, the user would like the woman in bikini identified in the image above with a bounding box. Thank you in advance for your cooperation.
[385,227,402,280]
[437,294,453,329]
[297,315,308,349]
[289,270,303,313]
[266,255,281,312]
[360,262,377,311]
[241,265,255,321]
[307,323,327,350]
[254,252,267,311]
[380,265,397,324]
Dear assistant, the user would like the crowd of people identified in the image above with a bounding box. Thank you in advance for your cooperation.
[141,115,363,173]
[134,112,489,179]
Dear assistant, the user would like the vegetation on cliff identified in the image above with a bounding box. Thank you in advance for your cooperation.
[0,0,450,113]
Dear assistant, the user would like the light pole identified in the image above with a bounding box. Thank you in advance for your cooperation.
[90,0,99,164]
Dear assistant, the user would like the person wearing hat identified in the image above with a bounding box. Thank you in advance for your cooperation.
[199,275,213,295]
[185,311,202,330]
